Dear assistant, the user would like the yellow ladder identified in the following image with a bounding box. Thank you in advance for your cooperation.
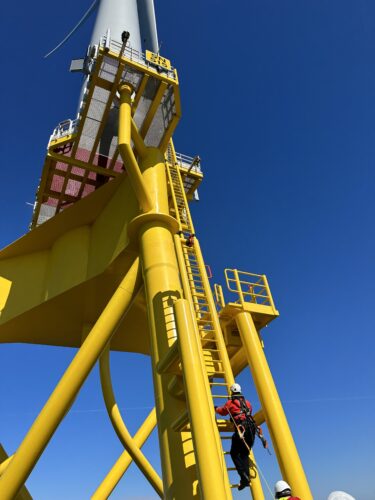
[166,142,260,492]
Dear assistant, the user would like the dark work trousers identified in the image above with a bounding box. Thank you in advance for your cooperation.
[230,424,255,482]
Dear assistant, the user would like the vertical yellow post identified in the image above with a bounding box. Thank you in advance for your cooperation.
[137,149,197,498]
[129,142,232,498]
[0,258,142,500]
[174,298,230,499]
[235,311,313,500]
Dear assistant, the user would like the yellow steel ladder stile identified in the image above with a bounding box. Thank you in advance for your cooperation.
[166,142,261,493]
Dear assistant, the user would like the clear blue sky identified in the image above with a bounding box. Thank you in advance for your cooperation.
[0,1,374,499]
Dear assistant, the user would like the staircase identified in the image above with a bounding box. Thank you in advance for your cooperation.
[166,143,245,491]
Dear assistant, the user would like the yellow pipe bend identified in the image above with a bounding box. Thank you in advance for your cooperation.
[99,347,163,498]
[118,83,153,212]
[92,408,157,499]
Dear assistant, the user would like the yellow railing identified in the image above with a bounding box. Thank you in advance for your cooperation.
[213,283,225,309]
[224,269,276,310]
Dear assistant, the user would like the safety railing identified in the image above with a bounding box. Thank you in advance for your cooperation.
[224,269,276,310]
[176,153,202,174]
[214,284,225,310]
[49,119,79,144]
[100,35,177,81]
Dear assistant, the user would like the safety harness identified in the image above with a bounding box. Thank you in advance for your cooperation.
[229,395,270,454]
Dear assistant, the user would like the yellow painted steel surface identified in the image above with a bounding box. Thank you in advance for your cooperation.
[0,445,31,500]
[0,27,313,500]
[0,258,142,499]
[235,311,313,499]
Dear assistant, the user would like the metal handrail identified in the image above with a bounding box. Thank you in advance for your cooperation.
[101,36,177,81]
[224,268,274,308]
[49,119,79,143]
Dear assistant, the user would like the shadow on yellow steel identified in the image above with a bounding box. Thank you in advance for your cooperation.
[0,171,150,353]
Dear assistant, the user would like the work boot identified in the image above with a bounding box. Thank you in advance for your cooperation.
[238,473,250,491]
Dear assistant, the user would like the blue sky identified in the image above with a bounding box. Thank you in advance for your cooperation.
[0,1,374,499]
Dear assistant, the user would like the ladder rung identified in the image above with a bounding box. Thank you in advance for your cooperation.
[202,348,220,352]
[227,467,237,471]
[212,395,229,399]
[210,382,228,386]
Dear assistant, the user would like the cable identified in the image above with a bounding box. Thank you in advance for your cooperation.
[44,0,99,58]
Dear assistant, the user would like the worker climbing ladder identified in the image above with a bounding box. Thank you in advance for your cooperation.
[166,142,265,495]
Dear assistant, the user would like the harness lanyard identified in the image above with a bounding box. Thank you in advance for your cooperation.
[227,408,251,452]
[228,399,271,455]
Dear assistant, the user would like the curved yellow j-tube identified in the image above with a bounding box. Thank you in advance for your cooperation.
[118,83,153,213]
[98,347,163,497]
[92,408,157,499]
[0,258,142,500]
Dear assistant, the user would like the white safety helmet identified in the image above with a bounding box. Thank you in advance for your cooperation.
[327,492,355,500]
[275,480,291,496]
[230,383,241,394]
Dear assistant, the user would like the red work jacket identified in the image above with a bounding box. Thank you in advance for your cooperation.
[215,396,252,423]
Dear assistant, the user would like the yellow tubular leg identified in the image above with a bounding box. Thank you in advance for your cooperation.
[99,347,163,497]
[235,311,313,500]
[174,299,230,499]
[0,258,142,500]
[118,83,153,212]
[0,446,31,500]
[92,408,157,500]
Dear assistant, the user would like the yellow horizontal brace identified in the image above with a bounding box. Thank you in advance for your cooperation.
[92,408,157,499]
[156,342,180,374]
[252,409,265,426]
[171,409,189,432]
[118,83,153,212]
[99,348,163,497]
[0,258,142,500]
[47,151,120,179]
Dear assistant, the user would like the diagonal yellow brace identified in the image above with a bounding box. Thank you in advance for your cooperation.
[0,258,142,500]
[98,347,163,497]
[131,118,147,158]
[118,83,153,212]
[0,445,32,500]
[92,408,157,499]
